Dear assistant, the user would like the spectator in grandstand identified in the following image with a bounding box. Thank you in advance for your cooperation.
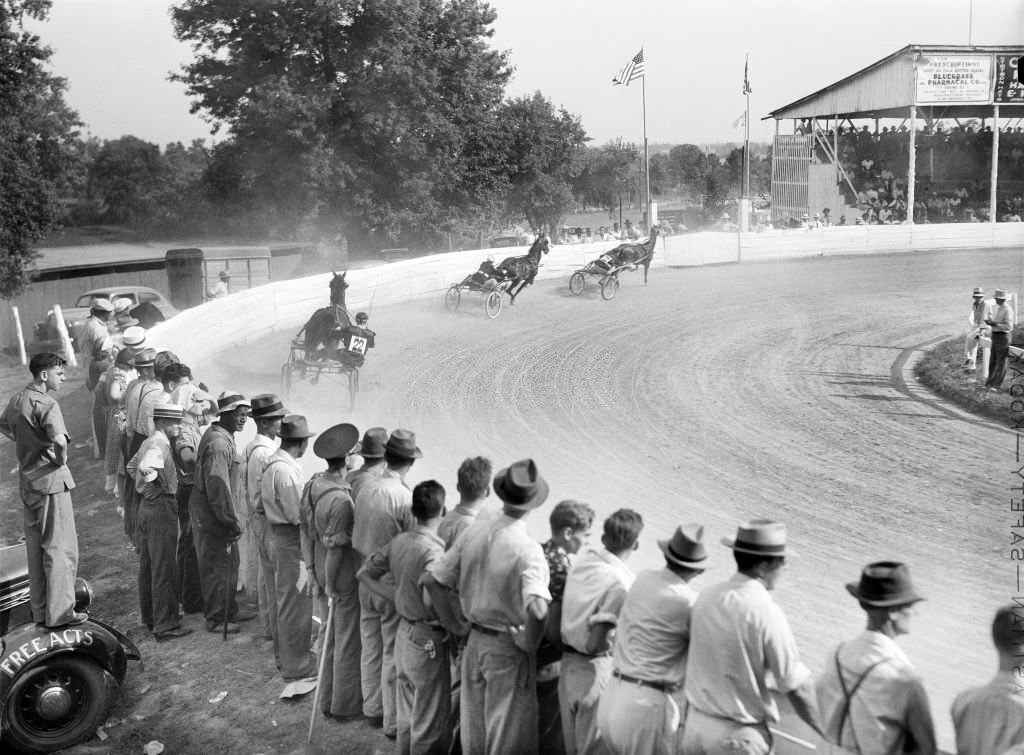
[681,520,823,754]
[951,604,1024,755]
[814,561,935,755]
[964,287,991,370]
[985,289,1015,390]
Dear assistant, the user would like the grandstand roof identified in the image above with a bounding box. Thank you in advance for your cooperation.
[767,45,1024,122]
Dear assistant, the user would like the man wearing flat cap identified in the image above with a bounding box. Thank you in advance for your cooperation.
[425,458,553,755]
[597,521,702,755]
[190,391,253,633]
[244,394,288,643]
[352,428,421,735]
[682,520,823,755]
[128,404,192,642]
[815,562,935,755]
[346,426,388,502]
[261,414,318,684]
[300,422,363,720]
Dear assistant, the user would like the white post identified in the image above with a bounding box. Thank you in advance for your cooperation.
[979,335,990,383]
[991,104,1000,224]
[51,305,77,367]
[10,305,27,366]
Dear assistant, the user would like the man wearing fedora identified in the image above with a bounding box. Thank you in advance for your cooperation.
[300,422,364,721]
[261,414,318,683]
[964,286,990,370]
[597,522,704,755]
[190,391,253,633]
[815,561,935,755]
[559,508,643,754]
[353,429,421,735]
[952,604,1024,755]
[346,426,388,502]
[122,347,163,548]
[426,458,552,755]
[682,520,822,755]
[359,479,451,754]
[128,403,192,642]
[245,394,288,643]
[985,288,1016,390]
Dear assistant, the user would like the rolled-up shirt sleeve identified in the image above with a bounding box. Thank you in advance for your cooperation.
[519,550,552,606]
[430,539,461,589]
[763,602,811,693]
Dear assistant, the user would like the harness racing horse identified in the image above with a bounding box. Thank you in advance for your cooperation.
[299,271,352,360]
[495,233,551,304]
[601,224,659,284]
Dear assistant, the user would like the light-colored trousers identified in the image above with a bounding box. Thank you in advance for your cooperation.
[269,524,317,680]
[253,513,278,648]
[559,652,613,755]
[597,675,679,755]
[679,707,772,755]
[461,629,538,755]
[396,618,451,755]
[964,327,986,366]
[22,484,79,627]
[359,581,399,732]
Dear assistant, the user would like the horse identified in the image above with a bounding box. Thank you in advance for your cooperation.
[299,271,352,360]
[495,233,550,303]
[601,225,659,284]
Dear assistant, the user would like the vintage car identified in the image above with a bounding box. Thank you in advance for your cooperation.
[0,542,141,753]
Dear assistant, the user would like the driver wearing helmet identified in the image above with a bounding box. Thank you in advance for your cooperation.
[339,312,376,367]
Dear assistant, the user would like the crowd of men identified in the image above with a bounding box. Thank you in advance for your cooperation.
[4,296,1024,755]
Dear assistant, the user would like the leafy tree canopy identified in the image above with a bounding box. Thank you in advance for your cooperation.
[0,0,80,297]
[171,0,513,247]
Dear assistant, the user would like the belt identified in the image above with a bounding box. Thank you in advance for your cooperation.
[470,622,508,637]
[613,669,677,694]
[405,617,445,630]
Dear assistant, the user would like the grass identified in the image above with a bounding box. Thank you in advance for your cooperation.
[914,329,1024,425]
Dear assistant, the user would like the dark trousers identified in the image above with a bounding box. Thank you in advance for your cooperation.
[321,545,364,717]
[989,331,1010,387]
[138,493,181,633]
[122,433,145,546]
[175,483,203,613]
[191,514,239,625]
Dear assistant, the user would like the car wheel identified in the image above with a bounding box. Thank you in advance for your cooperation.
[2,655,116,753]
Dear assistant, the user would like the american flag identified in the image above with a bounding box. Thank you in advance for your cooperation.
[612,49,645,86]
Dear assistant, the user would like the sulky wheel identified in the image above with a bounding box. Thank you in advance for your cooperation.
[445,285,462,312]
[485,290,503,319]
[2,655,117,753]
[600,276,620,301]
[569,271,586,296]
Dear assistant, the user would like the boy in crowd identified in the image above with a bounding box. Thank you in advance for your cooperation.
[559,508,643,753]
[359,480,450,754]
[438,456,493,549]
[129,403,192,641]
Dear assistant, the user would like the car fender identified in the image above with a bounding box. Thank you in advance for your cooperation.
[0,618,142,703]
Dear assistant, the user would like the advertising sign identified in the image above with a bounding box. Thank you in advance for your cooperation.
[915,54,992,104]
[994,54,1024,103]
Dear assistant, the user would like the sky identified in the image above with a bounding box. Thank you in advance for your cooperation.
[27,0,1024,150]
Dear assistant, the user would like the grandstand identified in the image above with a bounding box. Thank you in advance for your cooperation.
[767,45,1024,227]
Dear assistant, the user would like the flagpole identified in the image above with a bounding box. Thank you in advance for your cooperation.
[642,73,651,231]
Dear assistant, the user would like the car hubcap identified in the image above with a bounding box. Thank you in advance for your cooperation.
[36,684,74,720]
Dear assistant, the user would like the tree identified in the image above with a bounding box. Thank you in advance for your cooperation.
[576,140,639,216]
[498,92,588,233]
[86,136,166,226]
[0,0,81,297]
[171,0,512,248]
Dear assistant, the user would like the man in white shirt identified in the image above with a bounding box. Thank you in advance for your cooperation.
[986,288,1016,390]
[599,523,706,755]
[559,508,643,754]
[952,604,1024,755]
[964,287,990,370]
[815,561,935,755]
[682,520,822,755]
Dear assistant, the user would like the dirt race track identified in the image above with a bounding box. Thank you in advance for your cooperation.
[188,244,1021,751]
